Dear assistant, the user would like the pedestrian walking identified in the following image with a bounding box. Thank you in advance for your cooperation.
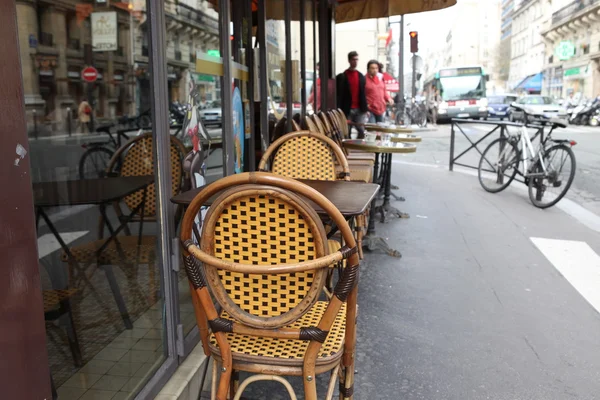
[365,60,393,123]
[336,51,368,138]
[77,100,92,133]
[308,62,321,112]
[428,87,441,126]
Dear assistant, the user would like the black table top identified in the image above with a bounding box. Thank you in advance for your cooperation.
[171,179,380,217]
[33,176,154,208]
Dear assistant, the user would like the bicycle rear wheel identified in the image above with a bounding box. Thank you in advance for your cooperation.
[79,147,114,180]
[528,144,576,208]
[478,137,520,193]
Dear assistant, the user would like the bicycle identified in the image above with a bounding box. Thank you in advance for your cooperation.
[78,115,183,180]
[477,108,577,209]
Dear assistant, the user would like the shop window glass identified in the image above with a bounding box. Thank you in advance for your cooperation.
[17,0,173,397]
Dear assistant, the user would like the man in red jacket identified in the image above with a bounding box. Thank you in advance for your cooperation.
[336,51,368,138]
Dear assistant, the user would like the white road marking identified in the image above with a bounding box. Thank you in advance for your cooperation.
[37,231,89,258]
[531,237,600,313]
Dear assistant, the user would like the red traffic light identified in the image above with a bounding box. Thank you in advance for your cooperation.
[409,31,418,53]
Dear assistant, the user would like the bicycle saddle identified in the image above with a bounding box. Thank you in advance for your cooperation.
[549,118,567,129]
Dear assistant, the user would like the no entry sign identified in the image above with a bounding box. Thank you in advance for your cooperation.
[82,66,98,83]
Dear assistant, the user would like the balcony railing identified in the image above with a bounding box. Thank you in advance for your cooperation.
[552,0,600,26]
[175,3,219,34]
[39,32,54,47]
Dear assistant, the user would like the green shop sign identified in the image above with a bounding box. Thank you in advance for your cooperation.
[207,49,220,57]
[564,67,580,77]
[555,41,575,61]
[193,73,215,83]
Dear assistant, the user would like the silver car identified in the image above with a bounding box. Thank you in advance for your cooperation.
[199,101,222,127]
[510,95,568,123]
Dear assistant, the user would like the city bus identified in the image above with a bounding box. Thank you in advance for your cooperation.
[424,66,489,122]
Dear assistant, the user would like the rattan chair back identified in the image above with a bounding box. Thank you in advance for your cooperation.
[201,185,328,327]
[336,109,350,138]
[108,132,186,216]
[180,172,360,400]
[304,115,319,132]
[310,114,327,135]
[258,131,350,181]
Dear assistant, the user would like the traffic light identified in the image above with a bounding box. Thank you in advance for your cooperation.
[409,31,418,53]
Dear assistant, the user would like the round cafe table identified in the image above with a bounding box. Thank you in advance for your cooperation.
[343,139,417,257]
[364,123,436,133]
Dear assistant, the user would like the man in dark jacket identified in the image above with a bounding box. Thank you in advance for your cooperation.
[337,51,368,138]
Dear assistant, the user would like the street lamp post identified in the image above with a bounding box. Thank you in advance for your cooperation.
[389,16,404,120]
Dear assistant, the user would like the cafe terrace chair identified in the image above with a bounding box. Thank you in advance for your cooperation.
[180,172,361,400]
[258,131,365,259]
[304,114,319,132]
[258,130,350,182]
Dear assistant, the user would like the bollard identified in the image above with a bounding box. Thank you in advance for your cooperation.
[67,107,72,136]
[33,109,38,139]
[449,120,455,171]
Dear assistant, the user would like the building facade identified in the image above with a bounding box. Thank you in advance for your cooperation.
[542,0,600,99]
[335,18,392,75]
[16,0,219,135]
[508,0,552,92]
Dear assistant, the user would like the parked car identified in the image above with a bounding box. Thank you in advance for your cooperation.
[509,95,568,123]
[198,101,222,127]
[486,94,517,120]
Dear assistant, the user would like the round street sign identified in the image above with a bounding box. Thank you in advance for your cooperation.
[82,66,98,83]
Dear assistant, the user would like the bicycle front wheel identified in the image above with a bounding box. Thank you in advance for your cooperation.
[478,137,520,193]
[79,147,114,180]
[528,144,576,208]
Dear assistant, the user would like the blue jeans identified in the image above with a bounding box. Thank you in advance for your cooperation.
[348,108,367,138]
[368,113,384,123]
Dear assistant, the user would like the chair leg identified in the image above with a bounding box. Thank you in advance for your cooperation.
[232,375,298,400]
[326,365,341,400]
[61,300,83,367]
[103,265,133,329]
[228,370,239,400]
[211,360,219,400]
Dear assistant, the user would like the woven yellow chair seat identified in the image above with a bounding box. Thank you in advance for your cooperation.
[61,235,156,264]
[209,301,346,365]
[43,289,78,312]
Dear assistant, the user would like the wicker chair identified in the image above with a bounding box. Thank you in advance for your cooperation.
[304,115,319,132]
[258,131,366,259]
[181,172,360,400]
[258,130,350,181]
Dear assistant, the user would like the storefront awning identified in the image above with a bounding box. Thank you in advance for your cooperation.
[208,0,456,22]
[514,72,543,93]
[336,0,458,23]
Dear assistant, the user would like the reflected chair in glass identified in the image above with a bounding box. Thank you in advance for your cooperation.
[43,285,82,367]
[181,172,361,400]
[62,133,186,328]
